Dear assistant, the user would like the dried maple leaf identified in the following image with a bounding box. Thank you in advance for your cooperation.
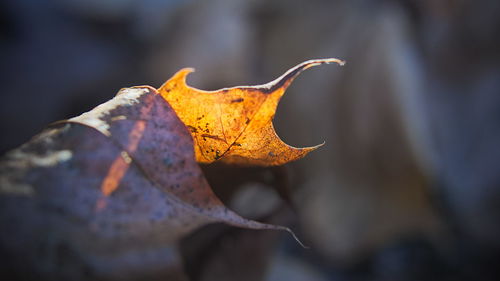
[159,58,345,166]
[0,59,343,280]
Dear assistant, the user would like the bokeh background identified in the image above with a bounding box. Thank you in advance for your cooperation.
[1,0,500,280]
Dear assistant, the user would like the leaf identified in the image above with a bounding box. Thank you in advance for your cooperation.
[0,59,343,279]
[158,58,345,166]
[0,87,297,280]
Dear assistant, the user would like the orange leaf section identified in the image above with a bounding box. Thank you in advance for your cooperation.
[159,58,345,166]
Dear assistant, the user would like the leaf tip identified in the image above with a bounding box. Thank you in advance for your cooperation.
[301,58,346,70]
[282,226,310,249]
[159,68,196,94]
[296,141,324,157]
[174,67,196,81]
[263,58,345,94]
[312,141,325,150]
[321,58,346,66]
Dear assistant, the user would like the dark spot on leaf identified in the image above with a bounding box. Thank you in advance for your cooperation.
[187,125,198,133]
[201,134,226,142]
[214,150,221,160]
[231,98,244,103]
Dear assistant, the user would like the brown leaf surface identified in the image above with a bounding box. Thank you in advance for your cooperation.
[158,58,345,166]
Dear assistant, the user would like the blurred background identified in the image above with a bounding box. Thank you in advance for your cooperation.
[1,0,500,280]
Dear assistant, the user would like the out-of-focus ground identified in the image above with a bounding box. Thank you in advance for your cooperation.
[1,0,500,280]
